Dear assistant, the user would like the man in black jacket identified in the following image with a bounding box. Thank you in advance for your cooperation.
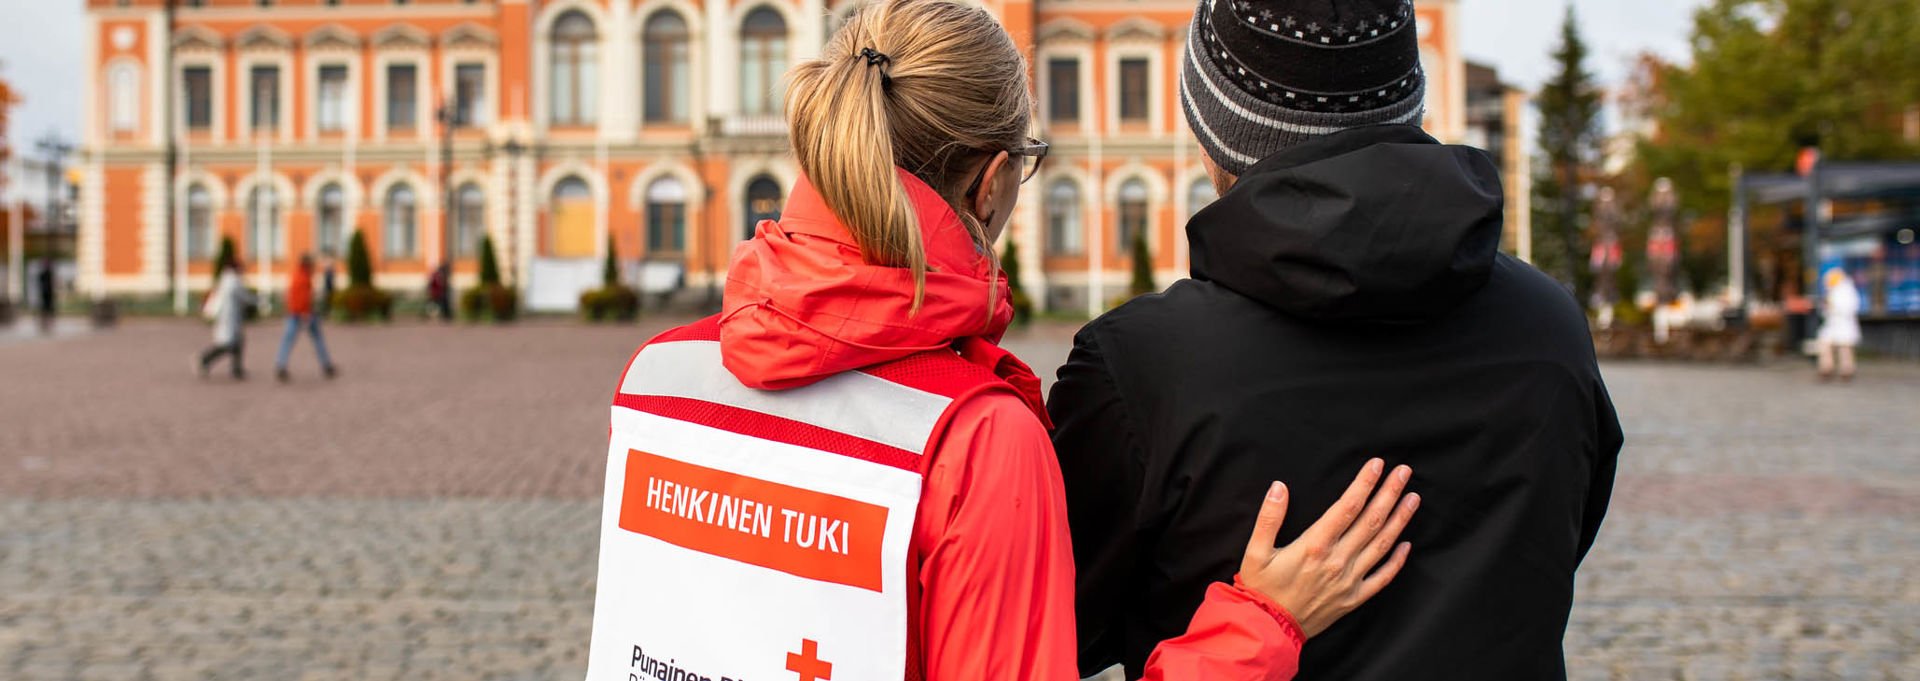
[1048,1,1624,679]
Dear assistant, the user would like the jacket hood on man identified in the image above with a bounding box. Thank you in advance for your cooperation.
[717,169,1047,419]
[1189,124,1505,324]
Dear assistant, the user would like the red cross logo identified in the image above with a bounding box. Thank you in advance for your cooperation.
[786,638,833,681]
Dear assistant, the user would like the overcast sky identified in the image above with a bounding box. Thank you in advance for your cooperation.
[0,0,1706,158]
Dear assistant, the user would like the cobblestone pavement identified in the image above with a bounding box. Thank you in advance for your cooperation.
[2,319,1915,680]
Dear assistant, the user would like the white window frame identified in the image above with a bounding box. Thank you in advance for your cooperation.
[307,57,358,138]
[734,2,796,120]
[106,58,143,135]
[533,2,610,132]
[635,1,705,130]
[441,50,497,130]
[373,52,431,141]
[174,55,224,138]
[1036,43,1094,137]
[1106,41,1167,136]
[238,51,295,143]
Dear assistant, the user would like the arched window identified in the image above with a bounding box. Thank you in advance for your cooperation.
[247,184,281,261]
[1117,178,1149,255]
[549,176,596,257]
[186,184,213,261]
[108,62,141,133]
[1186,177,1217,219]
[643,11,691,124]
[739,8,788,116]
[550,10,598,126]
[316,183,345,258]
[646,176,688,256]
[1046,179,1083,256]
[743,176,782,240]
[455,182,485,259]
[384,184,418,259]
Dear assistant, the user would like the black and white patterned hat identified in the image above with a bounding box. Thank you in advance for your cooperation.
[1180,0,1427,175]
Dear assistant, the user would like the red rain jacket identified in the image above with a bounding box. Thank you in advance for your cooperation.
[714,170,1304,681]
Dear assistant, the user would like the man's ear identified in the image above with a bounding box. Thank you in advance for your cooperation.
[1199,148,1239,195]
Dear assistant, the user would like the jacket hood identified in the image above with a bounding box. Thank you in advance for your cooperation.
[1189,124,1505,324]
[718,169,1048,421]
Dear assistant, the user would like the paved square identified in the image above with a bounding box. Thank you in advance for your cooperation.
[1,318,1915,680]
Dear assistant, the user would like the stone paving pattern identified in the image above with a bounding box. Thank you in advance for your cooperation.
[1,318,1915,680]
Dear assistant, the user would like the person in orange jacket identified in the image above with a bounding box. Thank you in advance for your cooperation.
[591,1,1418,679]
[273,253,338,382]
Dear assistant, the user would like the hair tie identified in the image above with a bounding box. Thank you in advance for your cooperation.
[859,47,894,91]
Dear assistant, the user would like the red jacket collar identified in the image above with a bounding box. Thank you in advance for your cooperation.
[717,170,1047,424]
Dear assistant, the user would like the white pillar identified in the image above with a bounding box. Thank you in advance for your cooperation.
[7,156,22,307]
[1087,136,1105,318]
[707,0,733,120]
[173,134,190,315]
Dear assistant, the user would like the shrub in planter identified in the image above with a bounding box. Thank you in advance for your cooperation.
[334,231,393,323]
[461,234,519,323]
[1127,229,1156,298]
[579,237,640,323]
[580,286,639,322]
[334,285,393,322]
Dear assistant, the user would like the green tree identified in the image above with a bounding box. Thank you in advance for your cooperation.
[477,233,502,286]
[1535,5,1604,301]
[1634,0,1920,294]
[1128,228,1156,298]
[999,234,1033,324]
[345,230,373,287]
[602,235,619,287]
[213,236,238,274]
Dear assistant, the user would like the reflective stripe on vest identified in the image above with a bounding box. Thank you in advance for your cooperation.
[584,317,1001,681]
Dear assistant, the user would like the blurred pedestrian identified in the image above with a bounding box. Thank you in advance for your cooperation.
[196,259,253,380]
[274,253,338,382]
[318,250,338,319]
[1816,268,1861,382]
[426,261,453,322]
[35,255,56,334]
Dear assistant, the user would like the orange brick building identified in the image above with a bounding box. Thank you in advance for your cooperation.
[79,0,1476,315]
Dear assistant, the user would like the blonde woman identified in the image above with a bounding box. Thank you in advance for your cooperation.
[588,1,1417,679]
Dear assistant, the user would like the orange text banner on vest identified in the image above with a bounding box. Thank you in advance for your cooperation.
[620,449,890,592]
[584,378,929,681]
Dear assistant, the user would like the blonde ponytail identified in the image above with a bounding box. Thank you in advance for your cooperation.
[785,0,1031,313]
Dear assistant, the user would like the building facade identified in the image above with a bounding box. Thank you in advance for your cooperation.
[80,0,1481,315]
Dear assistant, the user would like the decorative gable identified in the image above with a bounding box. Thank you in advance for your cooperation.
[1038,17,1096,43]
[172,25,224,53]
[372,24,432,51]
[235,24,293,52]
[441,22,498,51]
[304,24,362,52]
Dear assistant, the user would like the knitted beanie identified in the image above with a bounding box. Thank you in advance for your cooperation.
[1180,0,1428,175]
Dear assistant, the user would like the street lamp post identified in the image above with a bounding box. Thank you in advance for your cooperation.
[437,101,457,267]
[35,134,73,320]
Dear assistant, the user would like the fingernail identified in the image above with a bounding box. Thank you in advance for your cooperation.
[1267,481,1286,501]
[1404,493,1421,510]
[1369,458,1385,474]
[1395,465,1412,482]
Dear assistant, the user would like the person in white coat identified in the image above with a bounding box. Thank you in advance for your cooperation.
[1816,267,1862,382]
[197,261,254,380]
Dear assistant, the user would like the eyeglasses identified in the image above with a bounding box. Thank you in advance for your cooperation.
[1011,138,1050,184]
[966,138,1051,199]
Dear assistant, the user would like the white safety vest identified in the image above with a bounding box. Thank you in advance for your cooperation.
[584,318,1006,681]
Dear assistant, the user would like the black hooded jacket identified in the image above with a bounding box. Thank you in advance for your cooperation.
[1049,125,1622,680]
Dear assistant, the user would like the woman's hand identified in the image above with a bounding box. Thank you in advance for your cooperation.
[1236,458,1420,638]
